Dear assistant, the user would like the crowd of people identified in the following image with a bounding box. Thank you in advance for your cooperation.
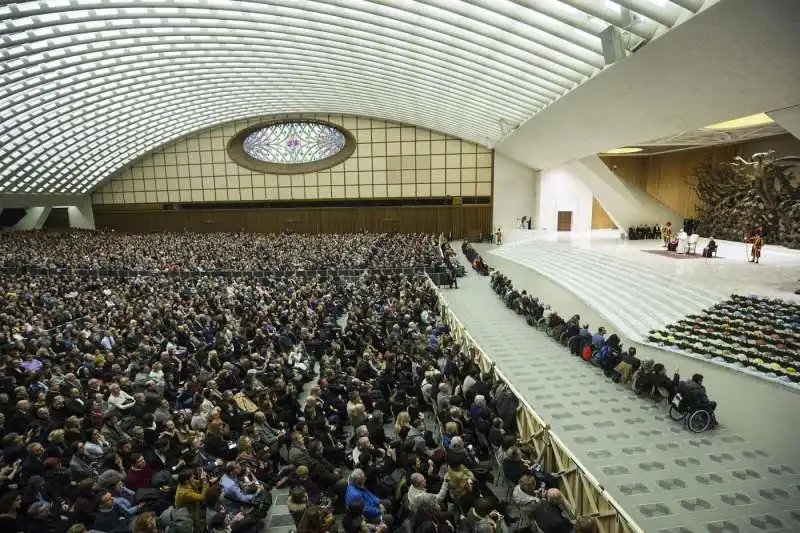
[0,231,600,533]
[440,241,465,290]
[461,243,490,276]
[490,272,719,429]
[0,232,443,274]
[625,224,662,241]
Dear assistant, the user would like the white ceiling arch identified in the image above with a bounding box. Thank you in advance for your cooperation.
[0,0,711,195]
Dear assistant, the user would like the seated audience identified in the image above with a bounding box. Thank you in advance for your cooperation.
[0,231,609,533]
[534,489,573,533]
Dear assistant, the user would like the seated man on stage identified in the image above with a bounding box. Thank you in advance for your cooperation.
[702,236,718,258]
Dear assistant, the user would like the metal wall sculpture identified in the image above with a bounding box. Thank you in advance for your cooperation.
[692,151,800,248]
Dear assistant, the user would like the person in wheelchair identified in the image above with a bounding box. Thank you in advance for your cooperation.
[676,374,718,428]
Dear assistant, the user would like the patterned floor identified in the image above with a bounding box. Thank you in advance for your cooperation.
[436,247,800,533]
[264,487,295,533]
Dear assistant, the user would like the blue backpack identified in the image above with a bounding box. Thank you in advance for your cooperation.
[591,345,611,365]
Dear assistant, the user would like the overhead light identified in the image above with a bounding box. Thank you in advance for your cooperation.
[603,147,643,154]
[705,113,773,130]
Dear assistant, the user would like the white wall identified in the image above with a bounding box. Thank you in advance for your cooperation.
[539,165,593,233]
[492,152,536,231]
[497,0,800,170]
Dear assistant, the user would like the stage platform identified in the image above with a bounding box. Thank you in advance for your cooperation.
[443,248,800,533]
[486,233,800,389]
[497,229,800,303]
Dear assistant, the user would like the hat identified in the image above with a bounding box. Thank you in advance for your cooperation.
[296,465,309,477]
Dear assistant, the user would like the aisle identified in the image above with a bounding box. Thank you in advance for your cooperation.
[440,250,800,533]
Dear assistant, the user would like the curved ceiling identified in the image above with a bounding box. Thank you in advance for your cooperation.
[0,0,711,195]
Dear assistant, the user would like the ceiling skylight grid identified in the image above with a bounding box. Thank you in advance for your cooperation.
[0,0,709,194]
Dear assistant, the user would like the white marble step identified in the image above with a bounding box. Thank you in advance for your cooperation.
[491,242,728,342]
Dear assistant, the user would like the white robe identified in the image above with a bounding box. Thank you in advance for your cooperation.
[677,231,689,253]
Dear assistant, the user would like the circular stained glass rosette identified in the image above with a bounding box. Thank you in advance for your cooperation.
[243,121,347,164]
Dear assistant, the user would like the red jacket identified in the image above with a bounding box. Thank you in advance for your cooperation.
[126,462,154,490]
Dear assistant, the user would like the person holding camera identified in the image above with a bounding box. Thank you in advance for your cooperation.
[175,468,216,531]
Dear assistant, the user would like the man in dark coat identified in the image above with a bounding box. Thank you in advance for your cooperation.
[534,489,573,533]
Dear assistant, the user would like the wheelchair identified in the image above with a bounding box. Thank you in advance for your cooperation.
[668,393,713,433]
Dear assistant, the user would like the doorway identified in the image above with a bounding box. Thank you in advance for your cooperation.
[557,211,573,231]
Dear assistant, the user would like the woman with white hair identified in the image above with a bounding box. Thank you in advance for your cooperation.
[469,395,492,434]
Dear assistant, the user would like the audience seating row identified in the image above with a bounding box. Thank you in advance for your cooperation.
[489,272,718,433]
[436,276,641,533]
[461,243,489,276]
[491,242,722,342]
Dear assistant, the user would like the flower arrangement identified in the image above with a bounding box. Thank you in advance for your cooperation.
[648,294,800,381]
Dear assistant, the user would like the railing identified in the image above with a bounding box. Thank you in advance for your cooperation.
[425,275,643,533]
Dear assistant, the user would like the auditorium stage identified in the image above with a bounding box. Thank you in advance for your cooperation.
[485,232,800,389]
[497,229,800,303]
[444,247,800,533]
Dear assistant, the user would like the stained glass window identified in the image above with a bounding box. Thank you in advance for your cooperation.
[242,121,347,164]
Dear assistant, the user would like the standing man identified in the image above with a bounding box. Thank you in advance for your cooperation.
[662,221,672,247]
[747,227,764,264]
[676,228,689,254]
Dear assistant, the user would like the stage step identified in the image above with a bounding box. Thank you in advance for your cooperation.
[491,242,727,341]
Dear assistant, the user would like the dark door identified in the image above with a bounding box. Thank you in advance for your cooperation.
[557,211,573,231]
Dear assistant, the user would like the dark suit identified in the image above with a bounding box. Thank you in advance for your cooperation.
[534,502,573,533]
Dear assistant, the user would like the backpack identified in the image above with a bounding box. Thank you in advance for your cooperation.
[581,345,593,361]
[591,345,611,365]
[159,506,194,533]
[248,490,273,519]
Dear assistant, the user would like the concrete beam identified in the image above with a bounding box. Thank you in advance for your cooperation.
[769,105,800,142]
[67,197,96,230]
[558,156,682,232]
[13,207,52,230]
[497,0,800,170]
[0,194,88,208]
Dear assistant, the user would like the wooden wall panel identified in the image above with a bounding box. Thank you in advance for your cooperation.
[601,157,647,190]
[591,197,616,229]
[600,134,799,218]
[94,204,492,237]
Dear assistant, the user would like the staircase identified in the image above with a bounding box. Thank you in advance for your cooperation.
[491,241,726,341]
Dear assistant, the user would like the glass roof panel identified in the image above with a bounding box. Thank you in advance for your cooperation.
[0,0,710,194]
